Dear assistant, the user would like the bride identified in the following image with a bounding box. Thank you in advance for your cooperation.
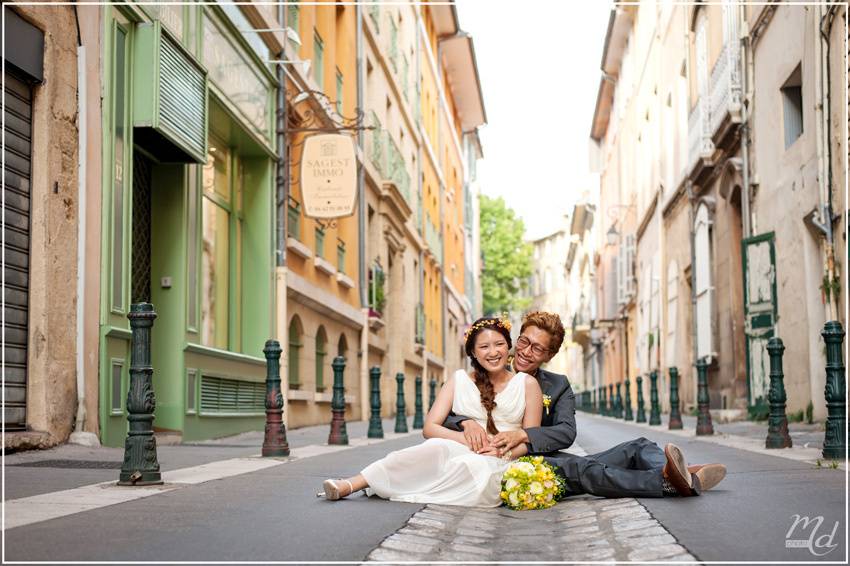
[320,316,543,507]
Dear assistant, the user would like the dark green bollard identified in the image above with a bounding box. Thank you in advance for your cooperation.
[635,375,647,423]
[765,338,791,449]
[119,303,162,486]
[413,375,424,429]
[394,372,408,433]
[327,356,349,445]
[624,377,633,420]
[822,321,846,459]
[262,340,290,456]
[614,382,623,418]
[608,384,614,416]
[600,386,607,416]
[368,366,384,438]
[428,376,437,410]
[696,358,714,435]
[649,370,661,425]
[668,367,683,430]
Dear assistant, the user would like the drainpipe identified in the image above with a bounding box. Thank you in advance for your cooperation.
[71,6,95,444]
[276,2,290,427]
[356,4,370,422]
[738,2,752,239]
[686,180,699,405]
[816,5,838,321]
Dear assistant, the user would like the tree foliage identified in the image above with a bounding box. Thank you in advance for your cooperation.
[479,195,533,315]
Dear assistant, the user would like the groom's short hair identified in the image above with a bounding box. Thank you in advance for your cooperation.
[520,311,566,353]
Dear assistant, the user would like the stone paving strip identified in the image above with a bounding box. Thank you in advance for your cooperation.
[366,497,697,563]
[4,430,419,530]
[365,443,696,563]
[587,413,846,470]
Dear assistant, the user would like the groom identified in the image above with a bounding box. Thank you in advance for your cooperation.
[444,311,726,498]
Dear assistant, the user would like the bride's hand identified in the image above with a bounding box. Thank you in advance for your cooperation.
[460,419,490,452]
[476,445,500,457]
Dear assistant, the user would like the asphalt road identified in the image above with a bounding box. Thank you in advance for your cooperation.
[4,414,846,562]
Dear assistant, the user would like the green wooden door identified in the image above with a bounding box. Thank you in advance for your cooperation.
[742,232,777,416]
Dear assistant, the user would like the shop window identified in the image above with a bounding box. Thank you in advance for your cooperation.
[201,140,243,351]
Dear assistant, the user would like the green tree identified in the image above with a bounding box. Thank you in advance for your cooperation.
[479,195,532,315]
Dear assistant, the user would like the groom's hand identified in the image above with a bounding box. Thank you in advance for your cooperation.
[460,420,490,452]
[491,430,529,457]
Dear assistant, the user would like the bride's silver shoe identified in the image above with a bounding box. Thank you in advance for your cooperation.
[317,478,355,500]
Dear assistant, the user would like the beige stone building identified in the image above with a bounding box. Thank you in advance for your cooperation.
[3,5,87,449]
[590,1,847,422]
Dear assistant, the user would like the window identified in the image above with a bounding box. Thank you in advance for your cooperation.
[313,29,324,90]
[111,24,128,313]
[694,203,714,360]
[288,5,300,48]
[288,199,301,240]
[288,316,303,388]
[781,64,803,149]
[337,239,346,273]
[315,326,328,391]
[201,141,243,351]
[389,15,398,72]
[335,68,343,115]
[315,227,325,258]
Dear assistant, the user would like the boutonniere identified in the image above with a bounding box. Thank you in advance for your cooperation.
[543,395,552,416]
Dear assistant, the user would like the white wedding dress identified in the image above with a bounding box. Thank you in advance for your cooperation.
[361,369,528,507]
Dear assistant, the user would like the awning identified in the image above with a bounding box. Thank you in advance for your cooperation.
[440,32,487,132]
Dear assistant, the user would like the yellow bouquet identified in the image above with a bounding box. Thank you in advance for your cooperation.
[500,456,566,510]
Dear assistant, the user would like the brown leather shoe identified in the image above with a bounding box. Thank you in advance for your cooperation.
[663,443,694,496]
[688,464,726,491]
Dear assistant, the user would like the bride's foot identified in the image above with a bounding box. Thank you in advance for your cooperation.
[320,478,355,500]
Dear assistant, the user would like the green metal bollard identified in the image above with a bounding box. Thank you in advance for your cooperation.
[635,375,647,423]
[394,372,408,433]
[696,358,714,435]
[412,375,424,429]
[608,384,614,416]
[623,377,633,421]
[614,382,623,418]
[822,321,846,459]
[262,340,290,456]
[765,338,791,449]
[327,356,349,445]
[428,376,437,410]
[668,367,683,430]
[368,366,384,438]
[600,386,607,416]
[649,370,661,425]
[118,303,162,486]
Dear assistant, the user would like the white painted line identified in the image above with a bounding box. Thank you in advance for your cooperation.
[5,429,422,530]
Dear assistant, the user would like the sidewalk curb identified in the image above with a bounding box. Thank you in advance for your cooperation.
[583,413,847,470]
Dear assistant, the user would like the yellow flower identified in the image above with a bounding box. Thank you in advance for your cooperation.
[542,395,552,415]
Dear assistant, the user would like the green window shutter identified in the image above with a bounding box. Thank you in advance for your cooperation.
[200,375,264,414]
[287,201,301,240]
[315,227,325,258]
[337,240,346,273]
[335,68,344,115]
[313,30,324,90]
[133,22,207,164]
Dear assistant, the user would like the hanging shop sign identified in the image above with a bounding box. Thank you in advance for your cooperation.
[300,134,357,218]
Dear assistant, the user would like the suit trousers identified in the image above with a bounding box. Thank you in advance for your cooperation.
[544,437,666,498]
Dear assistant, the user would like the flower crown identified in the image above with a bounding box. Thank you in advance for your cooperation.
[464,317,512,345]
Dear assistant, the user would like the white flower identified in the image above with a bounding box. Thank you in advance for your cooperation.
[509,491,520,506]
[505,478,518,491]
[529,481,543,495]
[516,462,535,476]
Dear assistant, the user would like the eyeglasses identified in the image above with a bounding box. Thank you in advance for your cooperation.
[516,335,549,357]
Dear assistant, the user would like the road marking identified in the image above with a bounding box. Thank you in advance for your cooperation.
[4,430,420,530]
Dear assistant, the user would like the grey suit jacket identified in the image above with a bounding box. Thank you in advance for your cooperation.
[443,368,577,454]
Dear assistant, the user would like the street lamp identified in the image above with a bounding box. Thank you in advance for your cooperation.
[607,224,620,246]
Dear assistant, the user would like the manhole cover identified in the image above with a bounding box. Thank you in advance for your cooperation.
[10,459,123,469]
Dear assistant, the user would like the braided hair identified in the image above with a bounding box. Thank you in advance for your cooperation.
[464,317,513,435]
